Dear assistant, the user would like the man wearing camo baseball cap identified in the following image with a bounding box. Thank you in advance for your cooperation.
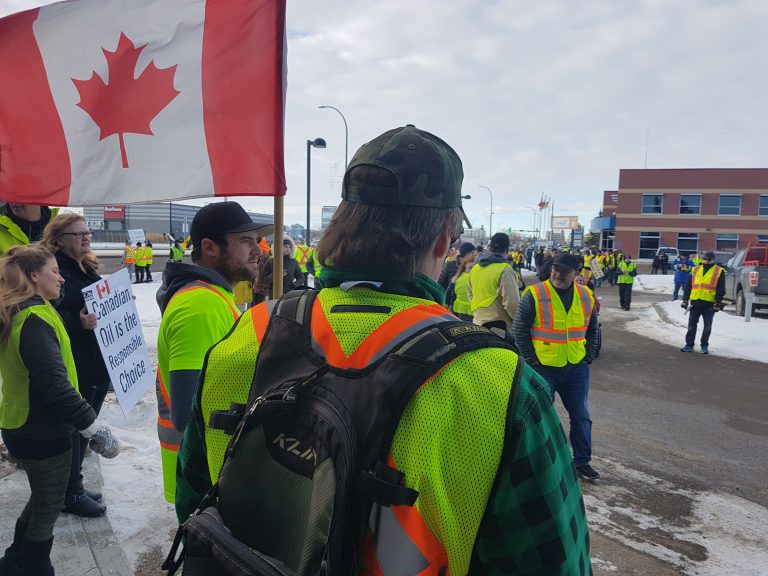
[175,125,590,574]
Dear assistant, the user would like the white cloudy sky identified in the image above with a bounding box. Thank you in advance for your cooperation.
[3,0,768,234]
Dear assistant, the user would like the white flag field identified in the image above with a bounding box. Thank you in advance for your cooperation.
[82,268,152,415]
[0,0,286,206]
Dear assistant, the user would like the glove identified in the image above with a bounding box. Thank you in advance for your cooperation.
[714,302,725,312]
[681,301,688,309]
[81,423,121,459]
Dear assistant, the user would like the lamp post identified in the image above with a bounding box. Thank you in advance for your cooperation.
[479,185,494,239]
[318,105,348,168]
[306,137,327,243]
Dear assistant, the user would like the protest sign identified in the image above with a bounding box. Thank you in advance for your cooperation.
[589,257,605,279]
[127,228,146,245]
[82,267,153,415]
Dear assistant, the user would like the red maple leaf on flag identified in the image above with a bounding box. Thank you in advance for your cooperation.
[72,32,180,168]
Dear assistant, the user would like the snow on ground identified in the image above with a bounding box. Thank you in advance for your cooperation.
[584,459,768,576]
[98,280,176,567]
[628,275,768,363]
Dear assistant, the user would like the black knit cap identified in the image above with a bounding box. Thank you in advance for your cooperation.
[190,201,272,246]
[459,242,476,258]
[342,125,471,228]
[552,253,582,272]
[489,233,510,252]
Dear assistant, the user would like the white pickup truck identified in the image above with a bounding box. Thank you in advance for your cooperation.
[723,243,768,316]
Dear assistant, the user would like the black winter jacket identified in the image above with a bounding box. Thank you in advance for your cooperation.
[54,252,109,383]
[1,297,97,459]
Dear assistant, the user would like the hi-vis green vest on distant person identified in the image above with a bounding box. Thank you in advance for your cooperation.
[295,243,310,273]
[618,260,637,284]
[0,303,79,428]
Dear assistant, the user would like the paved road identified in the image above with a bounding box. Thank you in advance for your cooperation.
[578,282,768,574]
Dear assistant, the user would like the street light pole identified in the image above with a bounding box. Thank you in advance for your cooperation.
[479,186,493,239]
[306,137,327,243]
[319,105,348,168]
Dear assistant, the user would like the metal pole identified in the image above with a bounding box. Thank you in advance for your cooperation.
[306,139,311,243]
[479,186,493,237]
[319,105,349,168]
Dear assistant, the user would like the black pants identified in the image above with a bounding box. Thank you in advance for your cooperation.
[686,306,715,347]
[618,283,633,309]
[145,264,152,282]
[135,265,145,283]
[66,379,109,497]
[15,450,71,542]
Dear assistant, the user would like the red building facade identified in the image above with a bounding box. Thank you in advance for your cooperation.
[613,169,768,258]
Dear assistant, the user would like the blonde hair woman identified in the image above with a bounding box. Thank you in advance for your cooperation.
[0,245,119,575]
[41,213,113,517]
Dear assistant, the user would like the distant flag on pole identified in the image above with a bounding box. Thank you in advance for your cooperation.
[0,0,287,206]
[538,200,549,210]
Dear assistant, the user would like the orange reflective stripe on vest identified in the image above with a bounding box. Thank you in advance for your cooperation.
[363,454,448,575]
[156,367,183,451]
[296,245,310,266]
[310,301,456,369]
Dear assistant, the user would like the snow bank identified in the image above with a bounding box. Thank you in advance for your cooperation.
[624,282,767,363]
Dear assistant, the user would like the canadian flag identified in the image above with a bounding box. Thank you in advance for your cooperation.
[0,0,287,206]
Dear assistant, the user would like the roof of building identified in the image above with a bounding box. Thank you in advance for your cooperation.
[619,168,768,190]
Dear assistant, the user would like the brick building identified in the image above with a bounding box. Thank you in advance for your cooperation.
[597,169,768,258]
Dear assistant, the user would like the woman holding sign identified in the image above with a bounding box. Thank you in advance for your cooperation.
[0,245,120,575]
[41,213,112,517]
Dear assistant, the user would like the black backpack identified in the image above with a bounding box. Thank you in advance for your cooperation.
[163,289,516,576]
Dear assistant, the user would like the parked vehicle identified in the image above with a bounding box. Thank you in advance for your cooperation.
[712,251,735,266]
[723,239,768,316]
[655,246,679,259]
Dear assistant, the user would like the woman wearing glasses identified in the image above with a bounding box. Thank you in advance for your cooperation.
[41,213,111,517]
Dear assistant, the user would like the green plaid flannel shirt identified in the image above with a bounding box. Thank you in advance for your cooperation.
[470,362,592,575]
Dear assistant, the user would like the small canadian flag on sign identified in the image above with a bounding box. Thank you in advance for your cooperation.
[0,0,287,207]
[96,280,111,299]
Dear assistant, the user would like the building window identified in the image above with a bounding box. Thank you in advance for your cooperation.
[757,234,768,243]
[716,234,738,250]
[760,195,768,217]
[679,194,701,215]
[677,233,699,254]
[641,194,663,214]
[718,194,741,216]
[639,231,660,259]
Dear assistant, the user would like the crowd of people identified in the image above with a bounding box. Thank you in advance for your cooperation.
[0,126,730,575]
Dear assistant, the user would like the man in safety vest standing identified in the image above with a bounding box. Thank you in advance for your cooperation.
[514,252,601,481]
[134,242,146,284]
[467,232,520,338]
[617,254,637,310]
[174,125,591,573]
[155,201,266,503]
[681,251,725,354]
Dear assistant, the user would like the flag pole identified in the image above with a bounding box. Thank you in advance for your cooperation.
[273,195,284,299]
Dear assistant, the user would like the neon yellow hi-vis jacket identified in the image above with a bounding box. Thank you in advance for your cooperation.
[156,267,240,503]
[175,287,591,575]
[0,207,59,255]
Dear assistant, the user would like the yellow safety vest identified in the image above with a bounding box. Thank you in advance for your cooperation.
[452,272,472,315]
[295,244,310,273]
[617,261,636,284]
[197,288,518,574]
[134,247,146,267]
[529,280,594,367]
[690,265,723,302]
[468,262,508,311]
[0,303,79,428]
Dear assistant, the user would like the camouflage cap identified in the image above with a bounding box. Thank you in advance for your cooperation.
[342,125,471,228]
